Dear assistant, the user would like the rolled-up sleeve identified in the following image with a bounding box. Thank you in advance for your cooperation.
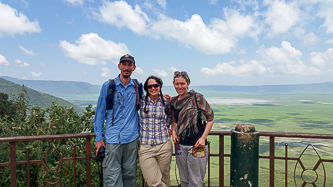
[94,82,108,142]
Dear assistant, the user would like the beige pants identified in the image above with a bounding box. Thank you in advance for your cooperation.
[139,140,173,187]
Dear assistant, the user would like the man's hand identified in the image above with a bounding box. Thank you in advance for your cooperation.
[95,140,106,156]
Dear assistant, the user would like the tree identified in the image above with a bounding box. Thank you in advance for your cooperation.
[0,92,16,121]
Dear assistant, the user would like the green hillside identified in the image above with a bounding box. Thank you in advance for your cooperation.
[0,77,84,114]
[1,76,100,97]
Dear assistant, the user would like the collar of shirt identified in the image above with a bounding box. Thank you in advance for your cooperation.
[115,74,135,87]
[146,95,163,103]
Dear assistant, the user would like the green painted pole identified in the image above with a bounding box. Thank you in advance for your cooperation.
[230,123,259,187]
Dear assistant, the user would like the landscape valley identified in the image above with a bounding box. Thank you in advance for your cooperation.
[1,76,333,186]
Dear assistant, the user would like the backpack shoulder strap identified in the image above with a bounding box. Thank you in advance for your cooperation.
[105,79,117,126]
[106,79,116,110]
[132,79,143,109]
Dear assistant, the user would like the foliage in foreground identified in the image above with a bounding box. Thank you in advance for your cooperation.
[0,87,144,186]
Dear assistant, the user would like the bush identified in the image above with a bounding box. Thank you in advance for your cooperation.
[0,86,99,186]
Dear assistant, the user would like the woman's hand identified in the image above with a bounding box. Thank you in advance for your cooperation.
[194,137,205,148]
[172,130,179,144]
[168,128,172,136]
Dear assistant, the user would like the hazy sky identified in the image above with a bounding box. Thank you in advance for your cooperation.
[0,0,333,86]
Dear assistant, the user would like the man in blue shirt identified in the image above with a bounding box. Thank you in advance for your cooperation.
[94,54,140,187]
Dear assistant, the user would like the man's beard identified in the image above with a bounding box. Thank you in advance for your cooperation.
[122,71,131,78]
[123,74,130,78]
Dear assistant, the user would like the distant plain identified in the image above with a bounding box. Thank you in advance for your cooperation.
[2,76,333,186]
[63,89,333,186]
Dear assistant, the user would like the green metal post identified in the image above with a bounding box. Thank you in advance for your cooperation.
[230,123,259,187]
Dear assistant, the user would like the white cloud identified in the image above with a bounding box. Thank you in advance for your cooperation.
[152,9,258,55]
[95,1,260,55]
[234,0,259,11]
[326,38,333,43]
[59,33,130,65]
[257,41,320,75]
[310,48,333,67]
[153,69,168,77]
[15,59,29,67]
[0,2,41,37]
[64,0,84,6]
[31,71,42,77]
[0,54,10,66]
[168,66,179,72]
[18,45,37,56]
[134,66,144,74]
[302,32,321,46]
[264,0,300,37]
[100,67,111,78]
[157,0,166,9]
[209,0,218,5]
[95,1,149,35]
[316,0,333,33]
[38,63,46,67]
[200,60,266,77]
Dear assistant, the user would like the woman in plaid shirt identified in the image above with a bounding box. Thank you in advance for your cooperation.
[138,75,173,187]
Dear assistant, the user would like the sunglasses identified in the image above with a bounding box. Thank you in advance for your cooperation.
[147,84,160,89]
[174,71,189,81]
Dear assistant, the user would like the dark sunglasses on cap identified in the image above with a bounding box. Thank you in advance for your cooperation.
[174,71,189,81]
[147,84,160,89]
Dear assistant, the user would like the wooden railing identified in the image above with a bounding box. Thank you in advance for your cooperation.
[1,131,333,186]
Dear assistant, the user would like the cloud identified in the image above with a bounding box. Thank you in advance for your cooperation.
[31,71,42,77]
[201,41,322,77]
[310,48,333,67]
[94,1,150,35]
[0,2,41,37]
[100,67,111,78]
[316,0,333,33]
[257,41,320,75]
[18,45,37,56]
[302,32,321,46]
[95,1,260,55]
[152,8,259,55]
[0,54,10,66]
[157,0,166,9]
[64,0,84,6]
[168,66,179,72]
[326,38,333,43]
[134,66,144,74]
[15,59,29,67]
[264,0,300,37]
[153,69,167,77]
[59,33,130,65]
[209,0,218,5]
[200,60,266,77]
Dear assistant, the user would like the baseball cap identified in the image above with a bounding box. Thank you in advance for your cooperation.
[119,54,135,64]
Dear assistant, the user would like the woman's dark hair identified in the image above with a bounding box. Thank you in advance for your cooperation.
[143,75,170,114]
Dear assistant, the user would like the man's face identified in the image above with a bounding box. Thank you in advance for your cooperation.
[118,61,136,78]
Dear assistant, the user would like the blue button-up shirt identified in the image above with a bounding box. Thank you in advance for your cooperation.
[94,75,141,144]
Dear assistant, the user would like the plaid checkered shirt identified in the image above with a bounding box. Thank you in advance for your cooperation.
[139,96,172,145]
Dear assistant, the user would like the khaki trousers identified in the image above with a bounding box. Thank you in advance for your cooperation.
[139,140,173,187]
